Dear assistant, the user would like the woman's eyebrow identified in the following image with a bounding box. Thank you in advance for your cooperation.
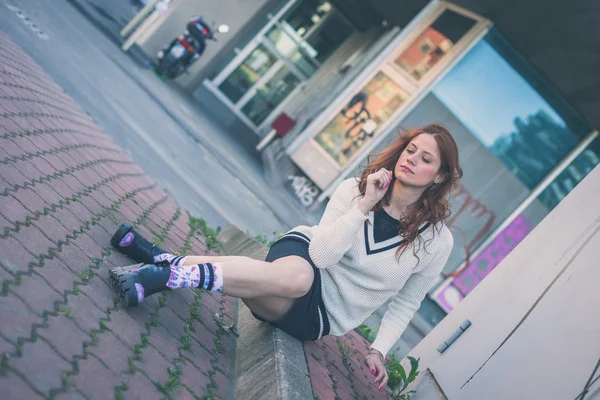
[409,143,436,159]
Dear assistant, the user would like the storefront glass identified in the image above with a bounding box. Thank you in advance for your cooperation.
[219,45,278,103]
[212,0,355,128]
[266,25,318,77]
[313,72,409,166]
[432,38,581,190]
[241,66,301,125]
[395,9,476,81]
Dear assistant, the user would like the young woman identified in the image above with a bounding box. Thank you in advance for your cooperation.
[109,123,462,392]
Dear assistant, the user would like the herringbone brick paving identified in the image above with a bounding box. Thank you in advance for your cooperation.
[0,31,236,400]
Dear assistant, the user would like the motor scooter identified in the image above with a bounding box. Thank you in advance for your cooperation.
[156,22,229,79]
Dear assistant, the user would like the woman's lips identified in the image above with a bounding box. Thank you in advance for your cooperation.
[401,166,413,174]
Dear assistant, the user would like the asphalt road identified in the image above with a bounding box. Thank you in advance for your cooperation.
[0,0,314,236]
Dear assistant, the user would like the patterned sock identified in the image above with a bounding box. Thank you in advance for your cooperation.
[206,263,224,293]
[165,262,223,292]
[153,252,187,267]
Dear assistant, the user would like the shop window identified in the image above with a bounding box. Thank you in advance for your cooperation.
[286,0,333,36]
[313,71,409,166]
[431,31,587,190]
[395,9,476,80]
[219,45,278,103]
[241,66,301,125]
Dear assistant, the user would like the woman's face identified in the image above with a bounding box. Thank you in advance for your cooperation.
[394,133,443,188]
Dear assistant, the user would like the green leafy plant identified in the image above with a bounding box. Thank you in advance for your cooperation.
[188,214,220,250]
[387,356,420,399]
[252,230,283,247]
[356,323,377,343]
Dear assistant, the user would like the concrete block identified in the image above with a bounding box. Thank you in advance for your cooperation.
[218,225,314,400]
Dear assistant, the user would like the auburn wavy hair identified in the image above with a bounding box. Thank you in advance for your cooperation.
[358,124,462,257]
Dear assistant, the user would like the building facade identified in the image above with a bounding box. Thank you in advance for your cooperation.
[137,0,600,356]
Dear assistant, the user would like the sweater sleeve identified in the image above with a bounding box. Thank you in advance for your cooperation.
[308,178,368,269]
[370,230,453,357]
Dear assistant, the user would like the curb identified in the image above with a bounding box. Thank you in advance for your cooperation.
[217,226,314,400]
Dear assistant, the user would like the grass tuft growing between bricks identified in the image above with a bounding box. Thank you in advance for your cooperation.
[78,268,94,281]
[0,354,9,375]
[58,305,73,318]
[188,213,220,250]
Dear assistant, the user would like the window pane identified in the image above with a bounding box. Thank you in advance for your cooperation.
[267,25,317,77]
[432,38,582,189]
[314,72,409,166]
[536,146,600,210]
[306,12,355,63]
[285,0,333,36]
[241,66,300,125]
[207,0,291,80]
[395,9,476,80]
[219,45,278,103]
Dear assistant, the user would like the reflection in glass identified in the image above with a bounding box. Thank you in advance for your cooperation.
[314,72,409,166]
[537,146,599,210]
[395,10,476,80]
[241,67,300,125]
[432,39,581,189]
[219,45,278,103]
[305,11,355,63]
[286,0,332,37]
[267,25,317,77]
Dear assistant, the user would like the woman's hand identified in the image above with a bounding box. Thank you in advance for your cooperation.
[358,169,393,215]
[365,349,388,393]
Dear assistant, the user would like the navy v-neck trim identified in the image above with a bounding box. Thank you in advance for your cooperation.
[363,217,431,255]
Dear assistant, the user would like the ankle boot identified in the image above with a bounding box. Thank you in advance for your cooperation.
[109,263,143,289]
[110,263,171,308]
[110,223,167,264]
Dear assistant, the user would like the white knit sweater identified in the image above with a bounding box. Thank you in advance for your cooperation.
[293,178,453,356]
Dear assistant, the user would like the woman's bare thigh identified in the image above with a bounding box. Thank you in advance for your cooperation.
[241,255,313,321]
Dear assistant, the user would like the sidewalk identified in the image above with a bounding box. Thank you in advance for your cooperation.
[0,31,236,399]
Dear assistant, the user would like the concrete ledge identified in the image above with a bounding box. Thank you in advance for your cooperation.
[218,226,314,400]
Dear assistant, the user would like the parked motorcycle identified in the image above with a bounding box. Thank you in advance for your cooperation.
[155,22,229,79]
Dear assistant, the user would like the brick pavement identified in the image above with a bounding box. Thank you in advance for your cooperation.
[306,333,393,400]
[0,31,236,399]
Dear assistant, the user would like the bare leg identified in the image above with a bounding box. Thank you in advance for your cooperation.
[182,255,249,264]
[182,254,313,320]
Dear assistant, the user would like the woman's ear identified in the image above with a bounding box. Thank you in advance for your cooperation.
[433,173,445,184]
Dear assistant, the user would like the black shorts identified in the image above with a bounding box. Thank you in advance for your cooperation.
[252,232,330,341]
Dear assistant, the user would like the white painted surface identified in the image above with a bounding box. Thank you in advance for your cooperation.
[408,165,600,399]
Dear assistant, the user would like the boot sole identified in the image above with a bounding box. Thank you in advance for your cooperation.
[109,263,143,290]
[110,265,145,308]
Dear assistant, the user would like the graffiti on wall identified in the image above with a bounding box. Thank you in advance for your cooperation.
[286,174,321,207]
[434,214,532,313]
[446,183,497,277]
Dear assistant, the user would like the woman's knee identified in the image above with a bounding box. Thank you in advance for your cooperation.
[285,267,314,298]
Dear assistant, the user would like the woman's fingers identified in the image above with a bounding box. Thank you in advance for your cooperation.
[374,364,386,384]
[380,169,392,188]
[379,372,389,391]
[365,355,377,376]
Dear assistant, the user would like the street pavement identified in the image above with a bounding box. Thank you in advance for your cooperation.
[0,30,237,399]
[0,0,316,238]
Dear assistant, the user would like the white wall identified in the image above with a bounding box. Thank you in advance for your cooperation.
[408,164,600,400]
